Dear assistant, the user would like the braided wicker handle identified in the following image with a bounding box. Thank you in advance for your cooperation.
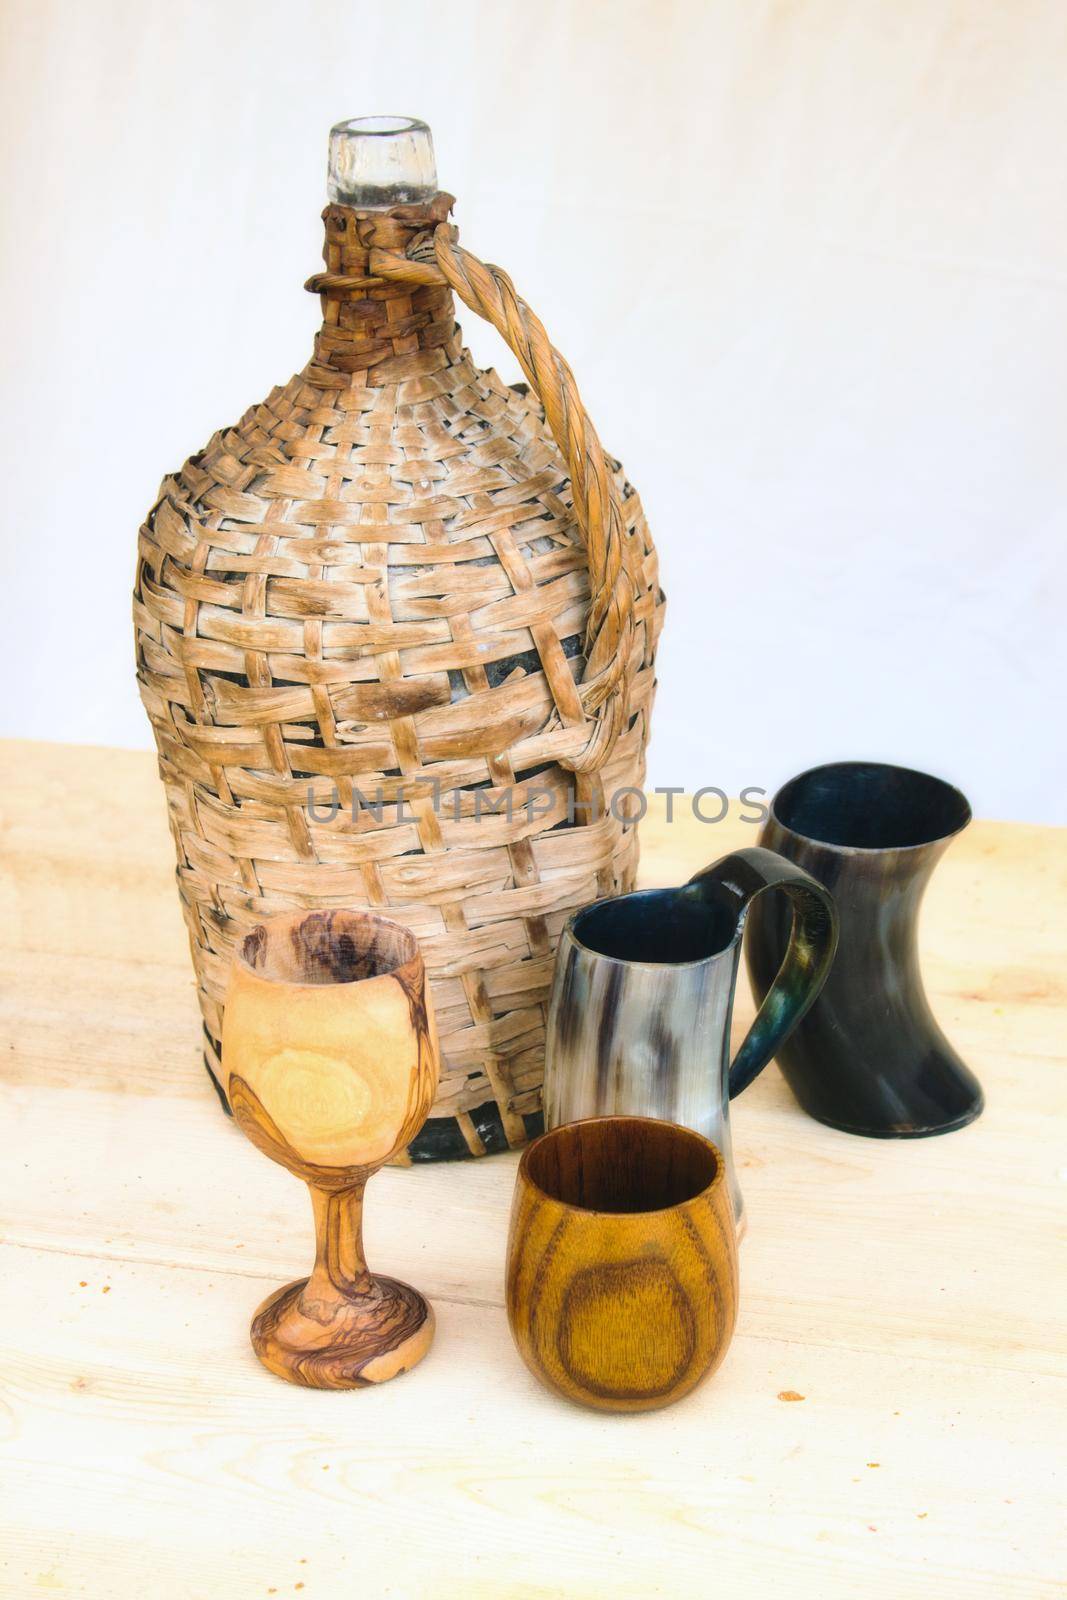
[373,226,636,775]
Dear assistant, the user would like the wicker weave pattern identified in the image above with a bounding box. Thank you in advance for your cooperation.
[134,196,664,1159]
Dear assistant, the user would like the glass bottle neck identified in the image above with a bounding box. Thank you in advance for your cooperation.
[327,116,438,210]
[311,118,456,386]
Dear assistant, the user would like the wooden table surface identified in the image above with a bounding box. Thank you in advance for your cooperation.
[1,740,1064,1599]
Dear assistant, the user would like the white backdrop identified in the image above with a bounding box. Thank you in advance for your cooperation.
[2,0,1064,820]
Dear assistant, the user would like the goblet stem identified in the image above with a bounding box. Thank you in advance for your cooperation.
[307,1182,374,1303]
[250,1168,435,1388]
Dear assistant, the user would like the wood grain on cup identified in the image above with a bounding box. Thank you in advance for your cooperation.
[506,1117,738,1413]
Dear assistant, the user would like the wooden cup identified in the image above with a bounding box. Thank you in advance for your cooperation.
[506,1116,738,1413]
[222,909,439,1389]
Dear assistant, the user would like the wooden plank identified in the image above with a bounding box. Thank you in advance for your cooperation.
[0,740,1065,1598]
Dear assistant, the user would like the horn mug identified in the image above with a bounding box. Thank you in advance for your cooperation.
[543,847,838,1228]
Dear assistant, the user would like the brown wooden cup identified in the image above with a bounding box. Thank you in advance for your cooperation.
[506,1116,738,1413]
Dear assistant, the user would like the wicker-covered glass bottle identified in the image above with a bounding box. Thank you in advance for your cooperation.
[134,116,664,1159]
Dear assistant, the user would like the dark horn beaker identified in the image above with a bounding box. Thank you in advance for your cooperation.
[746,761,983,1138]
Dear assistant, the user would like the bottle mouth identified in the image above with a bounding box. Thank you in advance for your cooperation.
[333,115,427,137]
[327,114,438,209]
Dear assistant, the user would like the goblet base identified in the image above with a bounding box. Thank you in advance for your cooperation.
[250,1273,434,1390]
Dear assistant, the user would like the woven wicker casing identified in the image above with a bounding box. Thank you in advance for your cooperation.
[134,192,664,1159]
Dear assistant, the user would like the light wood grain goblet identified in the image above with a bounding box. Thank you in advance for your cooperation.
[222,909,439,1389]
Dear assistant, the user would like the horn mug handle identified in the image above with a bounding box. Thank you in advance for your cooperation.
[684,847,838,1098]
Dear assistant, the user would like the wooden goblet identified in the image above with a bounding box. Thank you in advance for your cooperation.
[222,909,439,1389]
